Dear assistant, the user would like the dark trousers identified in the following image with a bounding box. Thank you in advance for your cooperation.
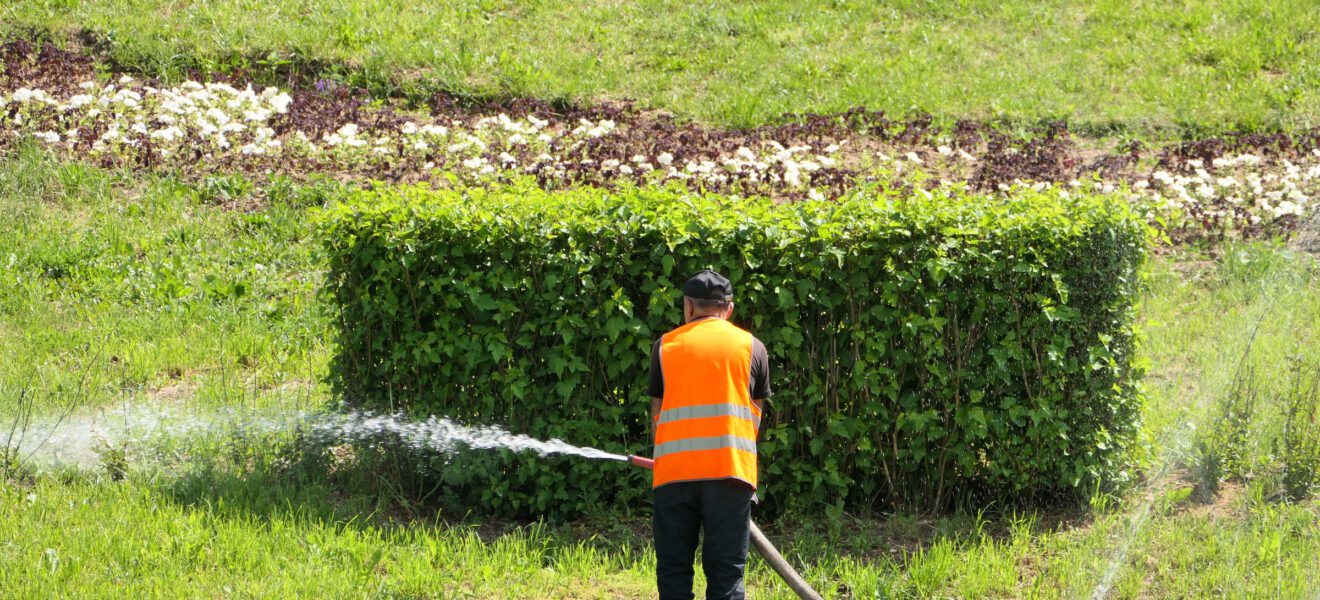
[653,479,755,600]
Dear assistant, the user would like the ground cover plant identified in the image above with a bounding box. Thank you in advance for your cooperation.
[2,39,1318,246]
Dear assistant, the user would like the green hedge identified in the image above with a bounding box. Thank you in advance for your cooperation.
[319,182,1148,517]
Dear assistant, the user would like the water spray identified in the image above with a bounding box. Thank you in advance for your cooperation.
[7,405,823,599]
[626,455,824,600]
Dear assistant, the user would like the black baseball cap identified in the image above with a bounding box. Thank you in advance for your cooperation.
[683,269,733,301]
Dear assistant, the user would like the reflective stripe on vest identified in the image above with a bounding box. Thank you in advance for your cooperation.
[654,434,758,459]
[652,318,760,489]
[656,403,761,429]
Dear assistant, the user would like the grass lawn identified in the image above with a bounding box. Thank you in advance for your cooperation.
[4,0,1319,133]
[2,148,1319,598]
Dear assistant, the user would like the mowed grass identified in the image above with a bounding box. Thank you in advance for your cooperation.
[2,148,1320,598]
[0,144,331,415]
[5,0,1320,133]
[3,455,1318,598]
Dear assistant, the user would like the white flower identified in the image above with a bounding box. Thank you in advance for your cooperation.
[33,131,60,143]
[937,145,952,156]
[657,152,674,166]
[150,126,184,142]
[905,152,923,164]
[783,164,802,187]
[268,92,293,113]
[808,188,825,201]
[66,94,94,109]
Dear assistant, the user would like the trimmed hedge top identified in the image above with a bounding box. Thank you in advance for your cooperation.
[320,182,1148,517]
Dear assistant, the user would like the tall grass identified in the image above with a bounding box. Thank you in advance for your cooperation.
[5,0,1320,133]
[1142,245,1320,502]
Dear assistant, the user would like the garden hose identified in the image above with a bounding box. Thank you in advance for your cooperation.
[627,455,825,600]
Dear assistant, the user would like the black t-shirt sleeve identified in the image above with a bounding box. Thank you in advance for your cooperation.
[750,337,771,401]
[647,339,664,398]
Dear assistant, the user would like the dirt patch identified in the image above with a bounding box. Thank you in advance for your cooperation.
[1291,208,1320,256]
[146,381,197,404]
[1182,481,1246,521]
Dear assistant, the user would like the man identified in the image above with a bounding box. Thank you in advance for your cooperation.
[647,269,771,600]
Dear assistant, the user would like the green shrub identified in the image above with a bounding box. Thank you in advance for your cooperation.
[319,182,1148,517]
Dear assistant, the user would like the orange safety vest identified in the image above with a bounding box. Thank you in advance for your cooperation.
[653,318,761,489]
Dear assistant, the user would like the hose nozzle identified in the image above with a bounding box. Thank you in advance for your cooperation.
[627,455,655,470]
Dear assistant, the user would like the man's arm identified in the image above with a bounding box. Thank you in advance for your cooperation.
[750,338,771,434]
[647,339,664,447]
[650,396,662,445]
